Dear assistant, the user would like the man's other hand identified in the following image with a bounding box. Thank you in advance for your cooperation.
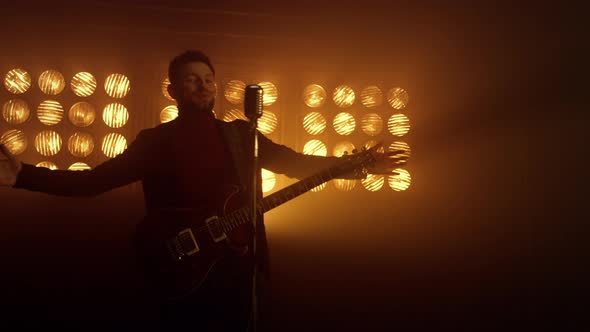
[0,144,22,186]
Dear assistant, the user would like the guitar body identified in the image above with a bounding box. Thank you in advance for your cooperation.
[135,185,252,300]
[134,148,376,300]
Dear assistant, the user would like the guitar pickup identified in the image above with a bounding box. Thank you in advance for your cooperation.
[205,216,227,243]
[176,228,200,256]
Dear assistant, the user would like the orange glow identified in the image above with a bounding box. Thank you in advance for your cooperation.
[258,81,278,106]
[71,72,97,97]
[387,87,409,110]
[389,141,411,160]
[303,139,327,156]
[101,133,127,158]
[361,174,384,191]
[104,73,130,98]
[68,132,94,158]
[224,80,246,105]
[68,102,96,127]
[364,140,385,153]
[223,108,247,122]
[332,85,355,108]
[261,168,276,193]
[37,100,64,126]
[334,179,356,191]
[332,141,355,157]
[360,85,383,108]
[333,112,356,135]
[161,77,174,101]
[387,114,411,137]
[4,68,31,94]
[2,99,30,125]
[257,111,278,135]
[303,139,327,192]
[102,103,129,128]
[160,105,178,123]
[303,112,326,135]
[38,69,65,95]
[303,84,327,108]
[311,183,326,192]
[361,113,383,136]
[0,129,27,155]
[388,168,411,191]
[34,130,62,156]
[36,161,58,170]
[68,162,91,171]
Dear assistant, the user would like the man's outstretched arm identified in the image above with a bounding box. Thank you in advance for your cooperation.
[3,129,153,197]
[258,132,407,180]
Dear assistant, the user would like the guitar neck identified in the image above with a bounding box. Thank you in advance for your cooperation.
[261,167,335,213]
[220,164,345,232]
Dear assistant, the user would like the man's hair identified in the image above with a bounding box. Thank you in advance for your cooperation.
[168,50,215,85]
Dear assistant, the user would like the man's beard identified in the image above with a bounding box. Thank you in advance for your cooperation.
[178,98,215,115]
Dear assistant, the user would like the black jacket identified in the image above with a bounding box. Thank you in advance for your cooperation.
[14,117,349,276]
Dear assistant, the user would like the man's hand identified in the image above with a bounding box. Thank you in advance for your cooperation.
[0,144,22,186]
[366,142,408,175]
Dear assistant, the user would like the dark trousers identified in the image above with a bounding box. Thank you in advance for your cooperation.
[157,255,255,332]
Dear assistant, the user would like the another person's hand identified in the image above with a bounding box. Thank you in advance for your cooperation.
[366,142,408,175]
[0,144,22,186]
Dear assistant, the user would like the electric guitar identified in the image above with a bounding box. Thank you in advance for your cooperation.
[135,147,378,300]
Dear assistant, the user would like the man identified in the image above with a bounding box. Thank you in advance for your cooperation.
[0,50,407,331]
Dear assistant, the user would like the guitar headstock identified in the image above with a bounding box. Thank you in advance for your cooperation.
[333,144,379,178]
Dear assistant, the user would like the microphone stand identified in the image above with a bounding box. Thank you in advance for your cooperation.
[249,115,260,332]
[245,85,263,332]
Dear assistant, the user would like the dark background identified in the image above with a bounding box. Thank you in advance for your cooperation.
[0,1,587,330]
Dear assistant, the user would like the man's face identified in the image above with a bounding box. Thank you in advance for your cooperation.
[169,61,216,114]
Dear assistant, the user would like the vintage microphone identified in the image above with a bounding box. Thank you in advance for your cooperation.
[245,84,263,121]
[244,84,263,332]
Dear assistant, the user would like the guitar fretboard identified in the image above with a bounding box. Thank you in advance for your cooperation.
[217,155,367,233]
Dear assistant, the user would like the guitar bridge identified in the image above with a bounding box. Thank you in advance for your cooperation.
[167,228,200,261]
[205,216,227,243]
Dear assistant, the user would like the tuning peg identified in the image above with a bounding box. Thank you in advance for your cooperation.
[343,151,349,156]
